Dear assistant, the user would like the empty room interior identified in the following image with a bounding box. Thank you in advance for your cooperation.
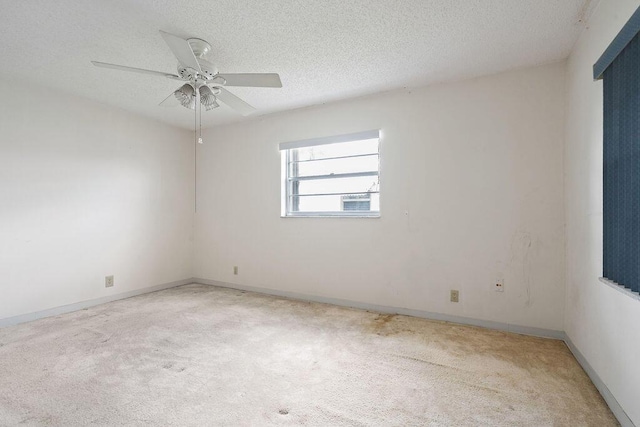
[1,0,639,425]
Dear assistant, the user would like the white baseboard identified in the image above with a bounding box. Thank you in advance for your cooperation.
[192,278,565,340]
[0,278,195,328]
[563,334,635,427]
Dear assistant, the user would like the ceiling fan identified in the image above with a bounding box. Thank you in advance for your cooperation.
[91,30,282,141]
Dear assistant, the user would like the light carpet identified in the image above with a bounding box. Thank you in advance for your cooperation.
[0,284,617,426]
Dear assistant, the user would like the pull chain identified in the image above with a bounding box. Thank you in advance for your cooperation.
[194,85,197,213]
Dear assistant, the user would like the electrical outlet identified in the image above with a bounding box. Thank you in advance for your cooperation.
[233,266,238,275]
[450,290,459,303]
[105,275,114,288]
[495,279,504,292]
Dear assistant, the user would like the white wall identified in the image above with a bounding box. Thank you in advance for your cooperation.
[195,62,566,332]
[0,77,194,320]
[565,0,640,424]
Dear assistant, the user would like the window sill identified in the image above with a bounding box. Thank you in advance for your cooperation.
[598,277,640,301]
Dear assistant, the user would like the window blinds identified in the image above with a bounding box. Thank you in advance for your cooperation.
[598,8,640,293]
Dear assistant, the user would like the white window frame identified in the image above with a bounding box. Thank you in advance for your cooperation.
[279,130,381,218]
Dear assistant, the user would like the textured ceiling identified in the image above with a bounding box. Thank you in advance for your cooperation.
[0,0,592,130]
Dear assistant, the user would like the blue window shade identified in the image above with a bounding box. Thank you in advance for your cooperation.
[602,31,640,293]
[594,7,640,80]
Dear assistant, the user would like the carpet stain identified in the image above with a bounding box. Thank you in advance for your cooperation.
[367,313,402,336]
[278,409,289,415]
[375,314,396,324]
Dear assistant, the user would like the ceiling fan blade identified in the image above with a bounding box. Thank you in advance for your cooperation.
[159,30,202,73]
[159,89,180,107]
[91,61,181,80]
[216,73,282,88]
[216,88,256,116]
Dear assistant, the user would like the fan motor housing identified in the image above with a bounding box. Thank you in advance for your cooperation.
[177,58,218,81]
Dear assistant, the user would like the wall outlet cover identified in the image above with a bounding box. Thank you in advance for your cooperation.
[105,275,114,288]
[450,290,459,302]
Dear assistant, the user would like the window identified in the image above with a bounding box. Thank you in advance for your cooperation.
[594,7,640,294]
[280,130,380,217]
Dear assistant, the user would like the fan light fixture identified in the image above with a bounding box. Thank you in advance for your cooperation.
[199,86,219,111]
[174,84,195,110]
